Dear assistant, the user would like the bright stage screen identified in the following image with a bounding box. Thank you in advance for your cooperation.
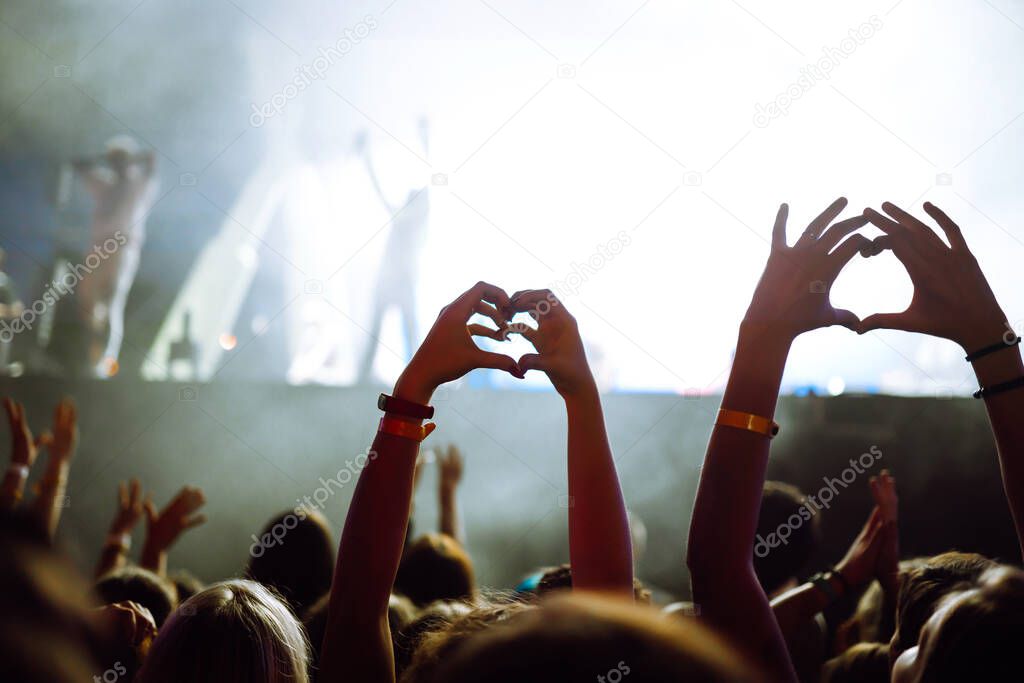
[1,0,1022,395]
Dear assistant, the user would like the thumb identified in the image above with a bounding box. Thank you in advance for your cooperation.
[857,312,917,335]
[517,353,549,374]
[144,499,158,525]
[831,308,860,332]
[475,350,523,378]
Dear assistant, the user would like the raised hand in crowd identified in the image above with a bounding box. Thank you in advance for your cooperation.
[437,444,465,544]
[511,289,634,596]
[688,198,878,682]
[95,478,149,578]
[862,202,1024,558]
[32,397,78,539]
[141,485,206,577]
[320,281,521,683]
[0,398,51,508]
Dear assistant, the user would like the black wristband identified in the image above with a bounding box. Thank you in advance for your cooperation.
[830,566,853,594]
[965,335,1020,362]
[378,393,435,419]
[973,376,1024,400]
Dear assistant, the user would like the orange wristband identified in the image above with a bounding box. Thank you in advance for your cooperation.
[378,416,436,442]
[715,408,779,438]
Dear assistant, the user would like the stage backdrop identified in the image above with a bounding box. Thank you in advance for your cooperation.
[4,377,1016,600]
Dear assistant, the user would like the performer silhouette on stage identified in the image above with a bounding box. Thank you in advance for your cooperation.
[356,119,431,384]
[72,136,158,377]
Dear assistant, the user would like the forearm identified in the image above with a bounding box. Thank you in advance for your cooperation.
[31,459,69,539]
[771,577,842,638]
[320,377,426,683]
[0,466,28,509]
[439,486,463,544]
[565,384,633,595]
[96,543,129,578]
[688,321,796,681]
[688,322,791,568]
[140,542,167,577]
[971,344,1024,556]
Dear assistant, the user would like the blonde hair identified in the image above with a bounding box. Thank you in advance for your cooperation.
[136,579,309,683]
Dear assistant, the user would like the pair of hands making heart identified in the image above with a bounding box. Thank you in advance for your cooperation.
[746,196,1008,351]
[393,282,593,406]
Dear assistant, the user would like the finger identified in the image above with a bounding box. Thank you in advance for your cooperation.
[507,320,538,344]
[184,514,207,530]
[472,300,510,330]
[863,209,928,270]
[828,234,872,272]
[144,499,158,524]
[474,350,523,378]
[819,215,869,253]
[798,197,848,246]
[922,202,968,251]
[119,481,128,507]
[862,207,905,235]
[461,281,512,318]
[517,353,549,374]
[4,397,15,425]
[772,203,789,251]
[863,235,892,257]
[129,479,141,505]
[467,323,508,342]
[510,289,560,312]
[34,432,52,448]
[831,308,860,331]
[881,202,945,249]
[857,311,918,335]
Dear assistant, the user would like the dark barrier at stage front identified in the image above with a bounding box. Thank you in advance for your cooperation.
[3,377,1016,599]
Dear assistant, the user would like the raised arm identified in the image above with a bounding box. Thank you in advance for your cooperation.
[860,201,1024,557]
[95,479,148,578]
[511,289,633,596]
[687,198,872,681]
[437,445,465,544]
[140,486,206,577]
[771,472,899,648]
[31,397,78,539]
[0,398,50,509]
[319,281,522,683]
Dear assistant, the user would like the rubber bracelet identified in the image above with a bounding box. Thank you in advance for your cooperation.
[830,566,853,594]
[378,416,436,442]
[965,335,1021,362]
[6,463,29,481]
[809,572,839,602]
[378,393,435,420]
[973,376,1024,400]
[715,408,779,438]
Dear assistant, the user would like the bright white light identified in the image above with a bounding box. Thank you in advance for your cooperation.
[827,376,846,396]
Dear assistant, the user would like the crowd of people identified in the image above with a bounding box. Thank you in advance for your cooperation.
[2,199,1023,682]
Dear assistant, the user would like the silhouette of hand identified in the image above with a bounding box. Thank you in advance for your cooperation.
[509,290,595,399]
[4,398,51,467]
[745,197,876,339]
[395,282,522,403]
[859,202,1007,352]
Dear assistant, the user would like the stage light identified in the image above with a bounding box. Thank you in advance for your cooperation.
[827,376,846,396]
[218,333,238,351]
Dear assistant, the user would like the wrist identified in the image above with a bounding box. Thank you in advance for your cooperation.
[958,314,1011,355]
[393,368,435,406]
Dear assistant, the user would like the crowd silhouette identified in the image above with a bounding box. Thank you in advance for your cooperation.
[2,199,1023,682]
